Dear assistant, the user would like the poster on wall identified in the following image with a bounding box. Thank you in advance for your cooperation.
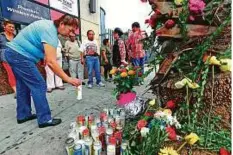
[49,0,78,17]
[0,0,50,24]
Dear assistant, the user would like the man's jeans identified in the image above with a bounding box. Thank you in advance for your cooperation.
[69,59,84,80]
[86,56,101,85]
[131,57,145,73]
[4,48,52,124]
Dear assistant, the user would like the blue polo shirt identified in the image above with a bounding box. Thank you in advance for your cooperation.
[7,20,58,63]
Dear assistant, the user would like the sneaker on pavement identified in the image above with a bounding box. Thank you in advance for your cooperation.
[97,82,105,87]
[38,118,62,128]
[88,84,93,89]
[47,88,53,93]
[56,86,65,90]
[108,78,113,82]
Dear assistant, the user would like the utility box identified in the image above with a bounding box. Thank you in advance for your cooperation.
[89,0,97,13]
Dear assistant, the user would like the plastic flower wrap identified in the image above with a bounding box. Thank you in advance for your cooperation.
[140,127,150,137]
[175,78,199,89]
[220,59,231,72]
[159,147,179,155]
[184,133,199,145]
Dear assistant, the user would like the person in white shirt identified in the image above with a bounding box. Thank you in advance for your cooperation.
[64,33,85,85]
[80,30,105,88]
[45,39,64,93]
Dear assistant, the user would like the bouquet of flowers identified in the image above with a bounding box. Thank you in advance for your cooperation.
[110,65,143,105]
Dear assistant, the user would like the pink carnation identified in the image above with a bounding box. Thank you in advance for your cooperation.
[188,0,206,15]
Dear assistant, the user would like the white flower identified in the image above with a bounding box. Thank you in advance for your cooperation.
[140,127,150,137]
[154,111,165,118]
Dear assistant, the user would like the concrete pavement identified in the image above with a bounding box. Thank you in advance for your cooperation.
[0,69,155,155]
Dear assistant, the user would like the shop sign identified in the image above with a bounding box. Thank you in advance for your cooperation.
[0,0,50,24]
[49,0,78,17]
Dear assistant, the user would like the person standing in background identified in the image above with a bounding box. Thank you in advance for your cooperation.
[100,38,112,82]
[80,30,105,89]
[45,39,64,93]
[0,20,17,98]
[64,32,85,85]
[112,28,128,68]
[127,22,147,84]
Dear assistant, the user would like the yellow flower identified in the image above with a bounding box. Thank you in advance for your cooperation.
[209,56,221,66]
[149,99,156,106]
[174,0,183,5]
[220,59,231,72]
[128,70,136,76]
[159,147,179,155]
[175,78,199,89]
[187,81,200,89]
[184,133,199,145]
[110,68,117,75]
[120,72,128,78]
[175,78,188,89]
[163,109,172,115]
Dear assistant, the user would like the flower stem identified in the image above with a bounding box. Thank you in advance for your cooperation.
[186,85,190,126]
[177,141,187,152]
[205,65,215,147]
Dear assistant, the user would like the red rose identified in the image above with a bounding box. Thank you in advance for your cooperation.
[140,0,147,2]
[219,148,231,155]
[120,68,127,73]
[166,100,176,109]
[145,112,154,117]
[137,120,147,130]
[145,19,150,24]
[165,19,176,29]
[138,72,143,77]
[154,9,162,15]
[149,13,158,28]
[166,126,177,141]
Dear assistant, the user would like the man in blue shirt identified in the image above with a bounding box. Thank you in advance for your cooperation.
[2,15,81,128]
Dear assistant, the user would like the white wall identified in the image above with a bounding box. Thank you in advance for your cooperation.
[80,0,100,42]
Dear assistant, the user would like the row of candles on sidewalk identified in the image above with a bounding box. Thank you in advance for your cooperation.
[65,108,128,155]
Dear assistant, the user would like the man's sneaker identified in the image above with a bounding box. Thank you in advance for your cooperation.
[88,84,93,89]
[47,88,53,93]
[97,82,105,87]
[108,78,113,82]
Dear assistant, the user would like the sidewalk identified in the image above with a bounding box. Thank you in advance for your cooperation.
[0,82,117,155]
[0,68,155,155]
